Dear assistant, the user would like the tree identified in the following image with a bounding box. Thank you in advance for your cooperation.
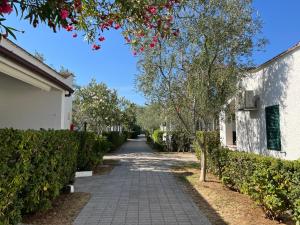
[73,79,120,134]
[73,79,140,134]
[137,0,265,181]
[136,103,163,133]
[0,0,181,51]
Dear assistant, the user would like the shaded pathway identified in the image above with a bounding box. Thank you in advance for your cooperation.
[73,136,211,225]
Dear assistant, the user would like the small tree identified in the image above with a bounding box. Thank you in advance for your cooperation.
[137,0,265,181]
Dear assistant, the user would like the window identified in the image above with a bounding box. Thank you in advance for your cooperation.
[265,105,281,151]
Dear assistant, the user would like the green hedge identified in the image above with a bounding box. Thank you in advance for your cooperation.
[103,131,127,151]
[0,129,119,225]
[195,131,300,223]
[151,129,165,151]
[0,129,78,225]
[76,132,110,171]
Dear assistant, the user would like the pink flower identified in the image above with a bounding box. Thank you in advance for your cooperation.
[133,51,137,56]
[98,36,105,42]
[152,36,158,43]
[60,9,69,20]
[65,25,73,31]
[148,6,157,15]
[150,42,155,48]
[0,0,13,14]
[72,33,77,38]
[114,24,121,30]
[125,37,131,43]
[92,44,101,50]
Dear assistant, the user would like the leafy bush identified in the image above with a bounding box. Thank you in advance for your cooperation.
[168,131,191,152]
[0,129,121,225]
[151,129,165,151]
[103,131,127,151]
[0,129,79,225]
[76,132,110,171]
[198,131,300,223]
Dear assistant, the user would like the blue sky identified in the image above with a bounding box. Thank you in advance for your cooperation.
[3,1,300,105]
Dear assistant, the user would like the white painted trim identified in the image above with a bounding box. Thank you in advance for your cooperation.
[0,56,64,91]
[75,171,93,177]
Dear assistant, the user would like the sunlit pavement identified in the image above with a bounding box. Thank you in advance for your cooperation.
[73,136,211,225]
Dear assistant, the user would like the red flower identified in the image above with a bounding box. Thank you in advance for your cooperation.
[152,36,158,43]
[65,25,73,31]
[173,29,180,37]
[114,24,121,30]
[98,36,105,42]
[0,0,13,14]
[148,6,157,15]
[150,42,155,48]
[60,9,69,20]
[72,33,77,38]
[140,47,145,52]
[125,37,131,43]
[92,44,101,50]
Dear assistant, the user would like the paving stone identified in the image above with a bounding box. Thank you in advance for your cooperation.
[73,137,211,225]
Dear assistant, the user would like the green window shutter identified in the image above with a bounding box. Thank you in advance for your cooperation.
[265,105,281,151]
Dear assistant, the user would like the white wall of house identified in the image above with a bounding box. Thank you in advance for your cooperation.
[0,73,72,130]
[221,46,300,160]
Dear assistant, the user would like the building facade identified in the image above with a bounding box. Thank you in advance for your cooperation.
[0,39,73,130]
[220,42,300,160]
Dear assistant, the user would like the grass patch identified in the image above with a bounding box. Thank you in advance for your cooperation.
[173,163,293,225]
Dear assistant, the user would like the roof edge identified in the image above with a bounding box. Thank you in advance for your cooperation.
[251,41,300,73]
[0,44,74,93]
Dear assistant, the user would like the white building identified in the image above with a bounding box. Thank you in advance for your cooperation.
[220,41,300,160]
[0,39,73,130]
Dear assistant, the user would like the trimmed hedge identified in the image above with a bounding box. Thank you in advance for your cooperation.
[76,132,110,171]
[194,131,300,223]
[0,129,78,225]
[103,131,127,151]
[0,129,123,225]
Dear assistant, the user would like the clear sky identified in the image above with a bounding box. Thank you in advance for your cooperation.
[3,1,300,105]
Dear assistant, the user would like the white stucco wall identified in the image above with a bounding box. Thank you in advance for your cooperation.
[234,47,300,160]
[0,73,71,130]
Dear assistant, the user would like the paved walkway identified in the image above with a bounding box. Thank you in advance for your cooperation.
[73,136,211,225]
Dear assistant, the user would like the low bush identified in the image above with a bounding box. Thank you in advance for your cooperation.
[168,131,191,152]
[76,132,110,171]
[195,131,300,223]
[0,129,78,225]
[103,131,127,151]
[0,129,120,225]
[151,129,165,151]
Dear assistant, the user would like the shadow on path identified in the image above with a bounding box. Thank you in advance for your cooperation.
[73,136,226,225]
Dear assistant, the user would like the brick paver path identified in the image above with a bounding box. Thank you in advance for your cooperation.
[73,136,211,225]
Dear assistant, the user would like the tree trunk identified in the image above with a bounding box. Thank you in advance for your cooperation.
[199,148,207,182]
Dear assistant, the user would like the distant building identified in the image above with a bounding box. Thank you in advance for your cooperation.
[0,39,74,130]
[220,41,300,160]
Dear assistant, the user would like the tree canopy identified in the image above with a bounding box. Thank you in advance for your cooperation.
[0,0,181,51]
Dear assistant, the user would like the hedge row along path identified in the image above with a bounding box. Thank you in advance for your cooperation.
[73,135,211,225]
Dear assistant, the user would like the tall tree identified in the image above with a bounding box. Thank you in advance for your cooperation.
[137,0,265,181]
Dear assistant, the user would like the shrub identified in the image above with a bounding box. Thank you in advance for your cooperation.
[0,129,127,225]
[151,129,165,151]
[0,129,79,225]
[103,131,127,151]
[76,132,110,171]
[168,131,191,152]
[199,132,300,223]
